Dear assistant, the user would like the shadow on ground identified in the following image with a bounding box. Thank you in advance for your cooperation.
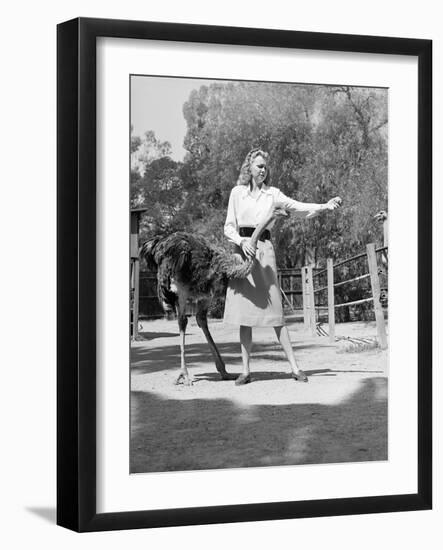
[131,341,328,375]
[137,331,179,340]
[132,341,242,374]
[130,377,387,473]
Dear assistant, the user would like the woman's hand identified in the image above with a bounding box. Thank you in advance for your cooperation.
[305,196,342,218]
[325,196,342,211]
[240,238,256,260]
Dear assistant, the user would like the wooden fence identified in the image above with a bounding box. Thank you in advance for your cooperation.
[139,272,165,319]
[138,268,307,319]
[302,243,388,349]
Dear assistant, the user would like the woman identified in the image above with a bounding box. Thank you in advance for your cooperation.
[223,148,341,385]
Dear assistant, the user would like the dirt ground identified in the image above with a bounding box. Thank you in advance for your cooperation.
[130,316,388,473]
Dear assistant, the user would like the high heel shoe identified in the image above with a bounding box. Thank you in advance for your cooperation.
[235,374,251,385]
[292,370,308,382]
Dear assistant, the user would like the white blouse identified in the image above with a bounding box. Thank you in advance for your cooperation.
[224,184,322,246]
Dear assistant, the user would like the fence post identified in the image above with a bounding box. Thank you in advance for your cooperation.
[301,267,308,330]
[366,243,388,349]
[327,258,335,343]
[307,265,316,337]
[132,258,140,340]
[383,219,389,247]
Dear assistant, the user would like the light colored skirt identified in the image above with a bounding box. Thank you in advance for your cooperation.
[223,240,285,327]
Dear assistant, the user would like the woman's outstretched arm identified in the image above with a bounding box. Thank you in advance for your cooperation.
[276,190,341,218]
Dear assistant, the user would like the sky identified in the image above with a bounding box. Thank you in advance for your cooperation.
[131,76,387,163]
[131,75,216,161]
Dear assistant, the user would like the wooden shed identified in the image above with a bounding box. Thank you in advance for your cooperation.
[130,207,147,339]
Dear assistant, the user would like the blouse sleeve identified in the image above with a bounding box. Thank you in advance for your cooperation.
[224,188,243,246]
[275,189,325,218]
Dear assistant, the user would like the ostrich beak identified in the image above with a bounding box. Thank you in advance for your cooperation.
[274,207,289,218]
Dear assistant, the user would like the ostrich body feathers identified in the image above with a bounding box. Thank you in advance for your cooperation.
[141,232,253,314]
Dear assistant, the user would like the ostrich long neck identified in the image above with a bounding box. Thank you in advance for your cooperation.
[248,202,283,248]
[221,202,287,279]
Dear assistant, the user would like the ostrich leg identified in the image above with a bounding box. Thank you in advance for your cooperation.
[175,298,194,386]
[196,301,237,380]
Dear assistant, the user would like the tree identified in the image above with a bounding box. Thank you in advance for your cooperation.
[131,130,172,179]
[131,129,188,237]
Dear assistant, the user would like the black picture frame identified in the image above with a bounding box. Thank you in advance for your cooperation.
[57,17,432,532]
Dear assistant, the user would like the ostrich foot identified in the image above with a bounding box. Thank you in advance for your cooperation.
[174,372,195,386]
[292,369,308,383]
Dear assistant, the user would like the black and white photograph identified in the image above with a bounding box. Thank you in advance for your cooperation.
[129,75,389,474]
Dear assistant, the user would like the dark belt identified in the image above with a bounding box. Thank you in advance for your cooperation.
[239,226,271,241]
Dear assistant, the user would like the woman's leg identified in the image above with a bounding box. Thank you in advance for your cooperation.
[274,325,308,381]
[237,325,252,384]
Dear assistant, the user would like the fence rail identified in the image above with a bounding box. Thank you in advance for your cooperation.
[332,251,367,270]
[333,273,371,289]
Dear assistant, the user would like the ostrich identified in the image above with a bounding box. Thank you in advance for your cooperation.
[373,209,388,264]
[374,210,388,307]
[141,202,288,385]
[373,210,388,247]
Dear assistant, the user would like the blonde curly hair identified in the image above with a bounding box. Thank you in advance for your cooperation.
[236,148,271,187]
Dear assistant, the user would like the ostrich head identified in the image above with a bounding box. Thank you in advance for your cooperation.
[373,210,388,222]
